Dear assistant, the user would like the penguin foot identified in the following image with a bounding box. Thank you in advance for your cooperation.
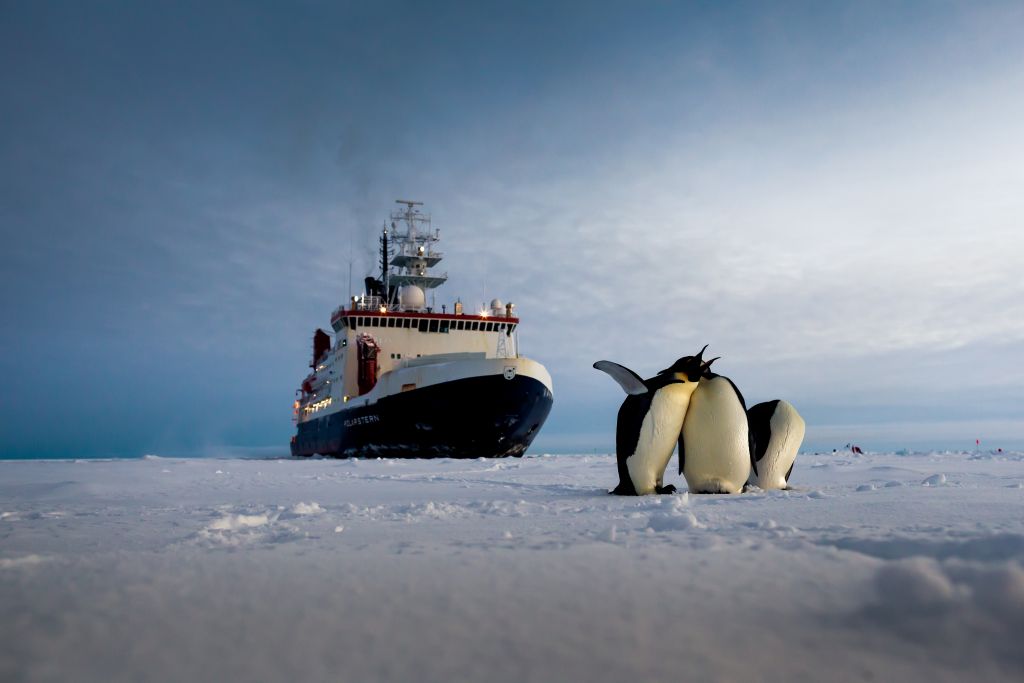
[655,484,677,495]
[609,482,638,496]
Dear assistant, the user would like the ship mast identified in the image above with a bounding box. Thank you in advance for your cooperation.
[387,200,448,309]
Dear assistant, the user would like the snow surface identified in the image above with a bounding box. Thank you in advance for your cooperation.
[2,451,1023,682]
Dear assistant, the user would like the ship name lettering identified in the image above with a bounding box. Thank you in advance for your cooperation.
[344,415,381,428]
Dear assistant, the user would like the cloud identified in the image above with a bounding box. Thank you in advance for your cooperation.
[3,2,1024,455]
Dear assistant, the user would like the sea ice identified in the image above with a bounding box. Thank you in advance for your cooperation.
[1,450,1022,682]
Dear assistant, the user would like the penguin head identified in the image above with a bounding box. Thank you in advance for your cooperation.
[659,344,714,383]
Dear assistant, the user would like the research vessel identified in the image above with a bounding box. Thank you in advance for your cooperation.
[291,200,554,458]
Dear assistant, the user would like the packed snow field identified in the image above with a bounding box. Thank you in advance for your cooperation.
[2,450,1023,682]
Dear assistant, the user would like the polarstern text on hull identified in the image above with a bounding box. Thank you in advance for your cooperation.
[291,200,554,458]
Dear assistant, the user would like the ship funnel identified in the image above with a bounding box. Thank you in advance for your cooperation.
[312,328,331,366]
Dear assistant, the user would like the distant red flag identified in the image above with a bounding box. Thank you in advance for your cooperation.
[976,439,980,446]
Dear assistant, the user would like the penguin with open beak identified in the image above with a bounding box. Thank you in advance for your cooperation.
[678,351,753,494]
[593,346,708,495]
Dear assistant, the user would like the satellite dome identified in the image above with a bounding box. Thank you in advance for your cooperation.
[490,298,503,314]
[399,285,426,310]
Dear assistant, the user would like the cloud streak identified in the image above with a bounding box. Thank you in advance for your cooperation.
[2,2,1023,455]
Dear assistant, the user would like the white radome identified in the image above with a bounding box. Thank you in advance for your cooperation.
[399,285,425,310]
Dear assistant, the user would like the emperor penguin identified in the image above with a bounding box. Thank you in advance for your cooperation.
[593,347,709,496]
[746,400,805,490]
[679,357,752,494]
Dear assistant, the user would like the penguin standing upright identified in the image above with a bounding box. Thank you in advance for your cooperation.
[679,357,752,494]
[747,399,805,490]
[594,347,708,495]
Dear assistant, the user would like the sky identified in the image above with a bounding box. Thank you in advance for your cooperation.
[2,0,1023,458]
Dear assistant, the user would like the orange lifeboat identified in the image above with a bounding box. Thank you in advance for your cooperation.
[357,333,381,395]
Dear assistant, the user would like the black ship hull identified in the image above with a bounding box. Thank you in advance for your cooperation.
[291,374,553,458]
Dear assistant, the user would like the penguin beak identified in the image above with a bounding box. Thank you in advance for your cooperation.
[694,344,708,365]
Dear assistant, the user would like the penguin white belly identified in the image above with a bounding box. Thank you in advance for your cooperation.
[681,377,750,494]
[755,401,805,490]
[626,384,693,495]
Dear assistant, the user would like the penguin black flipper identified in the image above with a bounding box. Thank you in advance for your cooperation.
[593,361,648,396]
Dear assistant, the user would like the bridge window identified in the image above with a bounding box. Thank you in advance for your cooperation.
[428,319,439,333]
[439,320,450,333]
[418,319,428,333]
[471,321,479,331]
